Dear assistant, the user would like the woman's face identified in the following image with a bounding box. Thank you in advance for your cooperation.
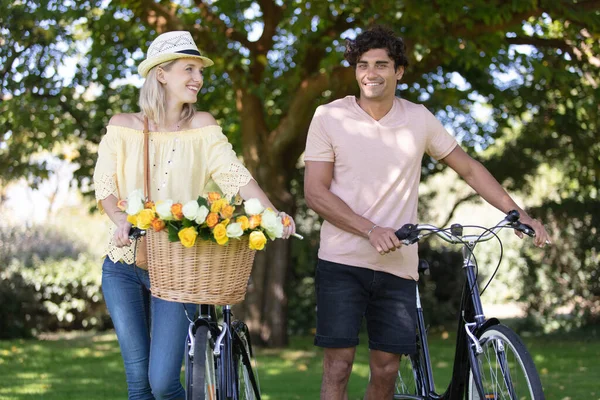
[159,58,205,104]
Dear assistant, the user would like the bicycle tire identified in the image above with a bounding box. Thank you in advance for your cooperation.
[186,324,218,400]
[468,324,545,400]
[394,336,427,399]
[233,321,261,399]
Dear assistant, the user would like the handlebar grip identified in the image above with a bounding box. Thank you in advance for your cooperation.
[515,223,535,237]
[129,227,146,240]
[395,224,417,241]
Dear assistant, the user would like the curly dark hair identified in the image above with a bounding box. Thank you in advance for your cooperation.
[344,26,409,70]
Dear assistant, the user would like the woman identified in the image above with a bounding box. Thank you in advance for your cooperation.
[93,31,296,400]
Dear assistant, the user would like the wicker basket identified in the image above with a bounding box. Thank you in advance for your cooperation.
[146,230,257,305]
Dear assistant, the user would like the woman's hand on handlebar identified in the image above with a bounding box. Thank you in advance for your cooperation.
[113,220,133,248]
[369,226,403,255]
[278,211,297,239]
[515,214,551,248]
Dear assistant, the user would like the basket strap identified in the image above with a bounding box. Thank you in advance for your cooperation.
[143,116,151,202]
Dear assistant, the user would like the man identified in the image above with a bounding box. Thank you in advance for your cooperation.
[303,26,550,400]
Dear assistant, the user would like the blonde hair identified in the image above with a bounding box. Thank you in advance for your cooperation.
[138,60,196,128]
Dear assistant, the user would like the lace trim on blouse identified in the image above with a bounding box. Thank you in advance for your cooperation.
[214,162,253,201]
[94,173,118,213]
[105,225,136,265]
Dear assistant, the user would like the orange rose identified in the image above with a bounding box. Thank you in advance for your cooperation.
[117,199,128,211]
[236,216,250,231]
[171,203,184,220]
[248,215,262,229]
[144,201,155,210]
[220,204,235,219]
[151,218,166,232]
[207,192,222,203]
[206,212,220,228]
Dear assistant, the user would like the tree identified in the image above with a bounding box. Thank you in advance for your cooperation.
[2,0,598,344]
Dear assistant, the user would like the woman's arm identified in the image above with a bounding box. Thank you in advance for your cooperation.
[100,194,132,248]
[238,179,296,239]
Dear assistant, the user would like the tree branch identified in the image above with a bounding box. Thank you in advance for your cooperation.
[270,66,355,158]
[135,0,186,32]
[256,0,284,53]
[193,0,255,51]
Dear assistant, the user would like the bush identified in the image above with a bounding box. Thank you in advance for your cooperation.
[0,255,110,339]
[0,223,110,339]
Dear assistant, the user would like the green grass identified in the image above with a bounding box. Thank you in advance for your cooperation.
[0,330,598,399]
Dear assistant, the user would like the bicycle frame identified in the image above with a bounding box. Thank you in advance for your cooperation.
[189,304,261,400]
[409,241,502,400]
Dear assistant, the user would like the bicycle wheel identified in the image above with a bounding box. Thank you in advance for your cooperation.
[394,335,427,399]
[468,324,545,400]
[186,324,218,400]
[233,321,261,399]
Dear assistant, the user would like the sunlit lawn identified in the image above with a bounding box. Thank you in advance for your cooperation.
[0,329,598,399]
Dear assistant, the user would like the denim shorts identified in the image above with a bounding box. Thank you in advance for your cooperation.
[314,258,417,355]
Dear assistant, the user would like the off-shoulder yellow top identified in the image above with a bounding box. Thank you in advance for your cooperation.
[93,124,253,264]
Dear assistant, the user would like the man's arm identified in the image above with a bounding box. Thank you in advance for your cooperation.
[441,146,550,247]
[304,161,401,254]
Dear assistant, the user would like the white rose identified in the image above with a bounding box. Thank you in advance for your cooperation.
[195,205,209,224]
[182,200,200,220]
[244,198,265,215]
[126,189,145,215]
[226,222,244,238]
[155,200,174,220]
[260,208,283,240]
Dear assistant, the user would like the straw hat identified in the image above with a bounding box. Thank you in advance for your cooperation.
[138,31,214,77]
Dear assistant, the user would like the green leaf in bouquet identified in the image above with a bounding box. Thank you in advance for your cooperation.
[168,223,180,242]
[197,227,212,242]
[196,196,209,208]
[182,218,194,228]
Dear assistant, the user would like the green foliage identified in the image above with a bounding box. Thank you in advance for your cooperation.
[520,199,600,331]
[0,225,109,339]
[2,0,599,336]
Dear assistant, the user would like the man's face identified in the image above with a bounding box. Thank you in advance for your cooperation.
[355,48,404,101]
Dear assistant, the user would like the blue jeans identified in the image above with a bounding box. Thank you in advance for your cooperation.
[102,257,197,400]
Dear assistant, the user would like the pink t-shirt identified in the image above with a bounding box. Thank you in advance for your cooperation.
[304,96,458,280]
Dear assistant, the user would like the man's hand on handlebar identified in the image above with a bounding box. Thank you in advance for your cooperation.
[369,226,403,255]
[516,214,551,248]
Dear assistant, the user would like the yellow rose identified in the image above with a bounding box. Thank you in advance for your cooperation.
[136,209,156,230]
[213,224,229,245]
[210,198,228,213]
[178,227,198,248]
[207,192,222,203]
[236,216,250,231]
[206,212,220,228]
[127,214,137,226]
[248,231,267,251]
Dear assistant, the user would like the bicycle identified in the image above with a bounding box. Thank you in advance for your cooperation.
[129,228,261,400]
[185,303,261,400]
[392,210,545,400]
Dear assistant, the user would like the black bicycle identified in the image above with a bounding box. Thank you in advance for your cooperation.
[185,304,261,400]
[393,210,545,400]
[129,228,261,400]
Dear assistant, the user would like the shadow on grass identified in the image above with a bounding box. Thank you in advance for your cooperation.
[0,332,127,400]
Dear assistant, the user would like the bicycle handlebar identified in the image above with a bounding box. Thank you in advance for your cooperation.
[395,210,535,246]
[129,227,147,240]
